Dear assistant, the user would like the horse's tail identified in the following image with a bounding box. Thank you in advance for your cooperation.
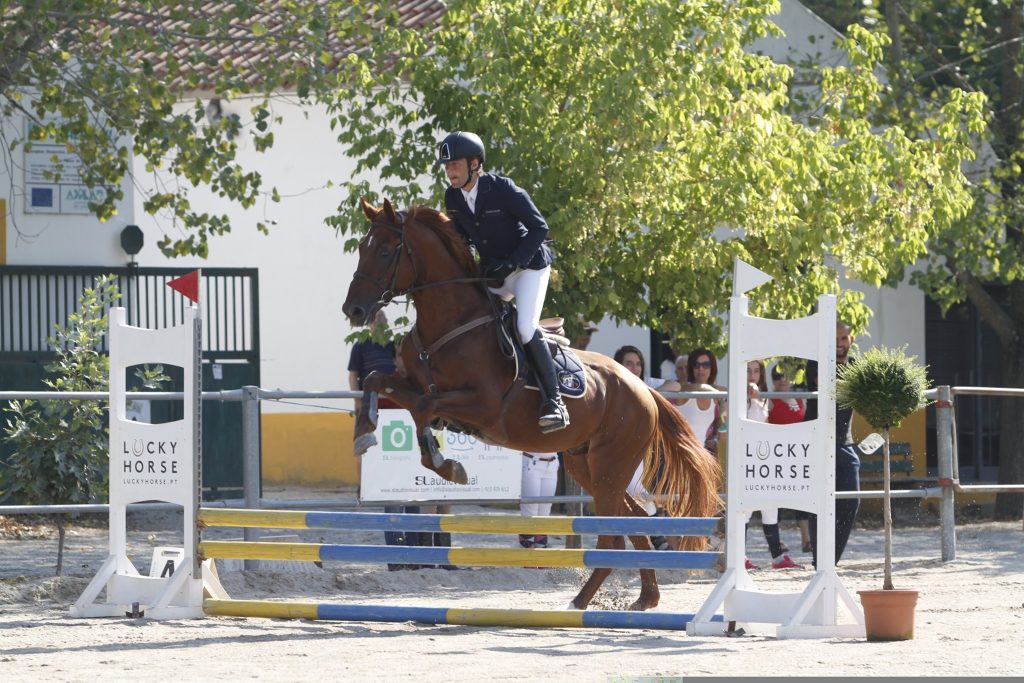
[645,390,724,551]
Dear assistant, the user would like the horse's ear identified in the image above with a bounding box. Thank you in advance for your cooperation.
[382,198,398,224]
[360,197,379,220]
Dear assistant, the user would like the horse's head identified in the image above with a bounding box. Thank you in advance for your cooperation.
[342,198,411,326]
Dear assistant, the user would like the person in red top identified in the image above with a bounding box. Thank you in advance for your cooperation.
[767,363,806,425]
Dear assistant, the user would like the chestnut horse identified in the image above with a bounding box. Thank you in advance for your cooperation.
[342,199,721,611]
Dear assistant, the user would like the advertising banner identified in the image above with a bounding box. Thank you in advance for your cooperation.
[359,409,521,502]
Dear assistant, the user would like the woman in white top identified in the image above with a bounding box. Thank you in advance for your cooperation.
[676,348,721,450]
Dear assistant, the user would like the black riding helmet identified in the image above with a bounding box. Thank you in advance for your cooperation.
[435,131,485,166]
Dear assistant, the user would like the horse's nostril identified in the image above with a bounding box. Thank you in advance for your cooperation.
[347,305,365,323]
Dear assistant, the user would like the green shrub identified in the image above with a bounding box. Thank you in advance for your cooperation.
[836,346,930,430]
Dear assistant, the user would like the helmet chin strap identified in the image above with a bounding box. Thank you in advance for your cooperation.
[459,159,480,190]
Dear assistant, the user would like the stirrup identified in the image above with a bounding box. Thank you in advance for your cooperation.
[538,401,569,433]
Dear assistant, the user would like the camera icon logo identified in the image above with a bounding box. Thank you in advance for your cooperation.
[382,420,414,452]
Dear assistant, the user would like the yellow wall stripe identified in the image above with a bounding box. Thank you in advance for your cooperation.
[262,412,357,486]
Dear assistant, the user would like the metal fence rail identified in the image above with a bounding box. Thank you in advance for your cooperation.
[3,385,1024,564]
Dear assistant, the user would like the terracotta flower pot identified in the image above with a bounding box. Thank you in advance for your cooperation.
[858,589,919,641]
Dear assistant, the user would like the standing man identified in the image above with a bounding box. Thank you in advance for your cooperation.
[347,309,398,412]
[804,320,860,566]
[347,310,414,567]
[436,130,569,433]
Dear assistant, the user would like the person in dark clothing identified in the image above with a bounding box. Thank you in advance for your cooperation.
[436,130,568,433]
[804,320,860,566]
[347,309,399,412]
[346,310,417,567]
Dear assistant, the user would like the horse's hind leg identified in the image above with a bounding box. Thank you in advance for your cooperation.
[622,495,660,611]
[566,490,633,611]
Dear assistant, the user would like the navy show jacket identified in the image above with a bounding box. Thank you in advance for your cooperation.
[444,173,554,270]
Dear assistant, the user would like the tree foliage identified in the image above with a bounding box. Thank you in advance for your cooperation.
[803,0,1024,516]
[0,0,400,256]
[327,0,984,350]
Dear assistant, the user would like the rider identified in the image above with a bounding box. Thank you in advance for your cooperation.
[435,130,570,433]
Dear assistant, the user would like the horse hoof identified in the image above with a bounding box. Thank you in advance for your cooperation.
[628,598,657,612]
[443,460,469,485]
[354,433,378,456]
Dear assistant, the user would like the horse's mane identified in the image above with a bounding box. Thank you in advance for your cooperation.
[407,205,479,276]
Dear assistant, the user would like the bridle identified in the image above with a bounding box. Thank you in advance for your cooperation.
[352,212,490,311]
[351,213,415,312]
[351,210,507,393]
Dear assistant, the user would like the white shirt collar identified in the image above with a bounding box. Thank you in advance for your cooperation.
[461,178,480,214]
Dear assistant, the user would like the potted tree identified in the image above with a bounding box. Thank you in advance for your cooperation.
[836,346,929,641]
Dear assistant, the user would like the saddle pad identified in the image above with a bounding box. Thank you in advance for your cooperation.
[518,343,588,399]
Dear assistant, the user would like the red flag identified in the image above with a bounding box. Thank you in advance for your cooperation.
[167,269,200,303]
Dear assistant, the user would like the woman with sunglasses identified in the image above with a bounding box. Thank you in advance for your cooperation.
[677,348,723,455]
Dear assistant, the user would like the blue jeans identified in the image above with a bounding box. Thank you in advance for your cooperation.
[384,505,421,546]
[810,445,860,566]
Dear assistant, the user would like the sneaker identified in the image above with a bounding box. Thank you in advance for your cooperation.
[650,535,670,551]
[744,558,760,571]
[771,554,802,569]
[518,534,535,548]
[532,535,549,548]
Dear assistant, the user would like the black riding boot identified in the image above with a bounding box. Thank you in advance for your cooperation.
[524,331,570,433]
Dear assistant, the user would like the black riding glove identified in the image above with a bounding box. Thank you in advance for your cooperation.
[484,260,517,287]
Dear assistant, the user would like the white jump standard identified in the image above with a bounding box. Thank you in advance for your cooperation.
[687,260,865,638]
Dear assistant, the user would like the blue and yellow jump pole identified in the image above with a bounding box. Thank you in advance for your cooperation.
[203,598,725,630]
[198,541,719,570]
[198,509,719,537]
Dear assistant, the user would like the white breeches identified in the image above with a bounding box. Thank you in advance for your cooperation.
[627,463,658,516]
[520,452,559,518]
[489,265,550,344]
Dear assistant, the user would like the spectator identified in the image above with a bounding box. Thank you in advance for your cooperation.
[678,348,722,455]
[768,361,812,553]
[746,359,799,570]
[674,354,689,384]
[347,309,399,411]
[804,321,861,566]
[519,451,559,548]
[346,310,415,569]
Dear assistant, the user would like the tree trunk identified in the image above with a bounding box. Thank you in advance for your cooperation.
[883,427,894,590]
[996,283,1024,518]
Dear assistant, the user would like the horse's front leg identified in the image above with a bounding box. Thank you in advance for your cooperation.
[407,389,499,486]
[353,372,425,456]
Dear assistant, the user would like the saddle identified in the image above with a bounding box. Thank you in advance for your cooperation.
[494,300,587,400]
